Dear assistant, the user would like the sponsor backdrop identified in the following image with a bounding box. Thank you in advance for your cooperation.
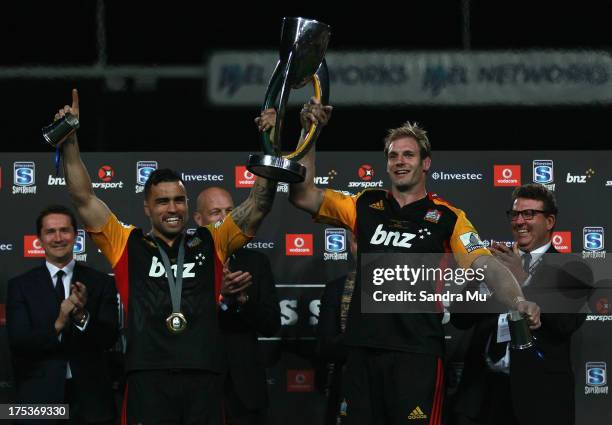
[1,152,611,424]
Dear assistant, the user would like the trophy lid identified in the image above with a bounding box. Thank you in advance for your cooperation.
[279,17,331,88]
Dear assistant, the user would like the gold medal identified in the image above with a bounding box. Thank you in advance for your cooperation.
[166,312,187,333]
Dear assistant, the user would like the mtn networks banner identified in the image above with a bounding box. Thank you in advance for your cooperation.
[208,50,612,106]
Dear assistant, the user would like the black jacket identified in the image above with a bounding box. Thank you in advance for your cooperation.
[7,262,118,423]
[451,245,590,425]
[218,248,280,410]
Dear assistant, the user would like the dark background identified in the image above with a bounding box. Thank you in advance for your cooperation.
[1,1,612,153]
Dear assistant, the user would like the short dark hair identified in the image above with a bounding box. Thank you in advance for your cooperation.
[511,183,558,215]
[144,168,184,199]
[36,205,78,236]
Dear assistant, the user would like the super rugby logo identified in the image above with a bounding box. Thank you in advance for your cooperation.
[136,161,158,193]
[369,224,416,248]
[13,161,37,194]
[149,256,196,278]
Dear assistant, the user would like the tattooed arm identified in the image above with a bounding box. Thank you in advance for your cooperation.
[230,177,277,236]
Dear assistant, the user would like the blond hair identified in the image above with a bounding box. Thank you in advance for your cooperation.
[383,121,431,159]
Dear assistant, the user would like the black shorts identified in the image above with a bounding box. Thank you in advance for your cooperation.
[339,348,445,425]
[124,369,223,425]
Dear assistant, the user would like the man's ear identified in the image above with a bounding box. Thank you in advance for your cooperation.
[144,200,150,218]
[422,157,432,173]
[193,212,202,227]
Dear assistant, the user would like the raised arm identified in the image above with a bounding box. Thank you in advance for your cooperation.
[472,254,541,329]
[229,176,277,237]
[58,89,111,229]
[289,99,332,214]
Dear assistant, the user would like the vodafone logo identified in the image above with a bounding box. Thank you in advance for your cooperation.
[287,369,314,392]
[286,234,313,256]
[552,231,572,253]
[235,166,256,188]
[24,235,45,257]
[494,165,521,187]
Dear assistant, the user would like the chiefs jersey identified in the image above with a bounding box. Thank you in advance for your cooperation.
[315,189,490,356]
[87,213,250,372]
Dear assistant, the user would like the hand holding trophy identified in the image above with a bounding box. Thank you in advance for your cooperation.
[247,17,331,183]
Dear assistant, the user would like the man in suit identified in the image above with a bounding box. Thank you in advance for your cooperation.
[194,187,280,425]
[451,184,590,425]
[7,205,118,424]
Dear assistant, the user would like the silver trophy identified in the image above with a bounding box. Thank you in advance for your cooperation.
[247,17,331,183]
[42,113,80,147]
[507,310,534,350]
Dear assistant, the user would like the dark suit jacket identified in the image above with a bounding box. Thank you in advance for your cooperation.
[451,245,589,425]
[7,262,118,423]
[218,248,280,410]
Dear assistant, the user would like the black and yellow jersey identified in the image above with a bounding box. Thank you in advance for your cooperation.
[87,213,250,372]
[315,189,490,356]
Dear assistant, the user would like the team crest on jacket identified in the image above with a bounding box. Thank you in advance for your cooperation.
[424,209,442,223]
[459,232,485,253]
[187,237,202,248]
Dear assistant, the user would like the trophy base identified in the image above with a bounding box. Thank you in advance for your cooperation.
[247,154,306,183]
[510,341,534,350]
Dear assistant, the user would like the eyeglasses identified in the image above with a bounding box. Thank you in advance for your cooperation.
[506,209,549,221]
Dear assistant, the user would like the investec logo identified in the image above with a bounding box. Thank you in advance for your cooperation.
[532,160,555,191]
[136,161,158,193]
[148,256,196,278]
[180,171,224,183]
[348,164,383,189]
[585,362,609,395]
[324,228,348,261]
[369,224,416,248]
[13,161,37,194]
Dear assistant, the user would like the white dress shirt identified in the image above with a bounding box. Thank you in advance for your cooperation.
[46,259,89,378]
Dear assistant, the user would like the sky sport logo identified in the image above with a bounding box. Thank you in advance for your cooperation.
[324,228,348,261]
[583,227,605,259]
[286,234,313,256]
[235,166,256,188]
[13,161,37,194]
[551,231,572,253]
[532,159,555,191]
[348,164,383,188]
[136,161,158,193]
[494,165,521,187]
[585,362,608,395]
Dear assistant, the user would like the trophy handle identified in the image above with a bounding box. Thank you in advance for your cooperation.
[260,59,329,161]
[285,59,329,161]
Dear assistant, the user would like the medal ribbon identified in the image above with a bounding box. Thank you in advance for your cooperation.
[153,234,185,316]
